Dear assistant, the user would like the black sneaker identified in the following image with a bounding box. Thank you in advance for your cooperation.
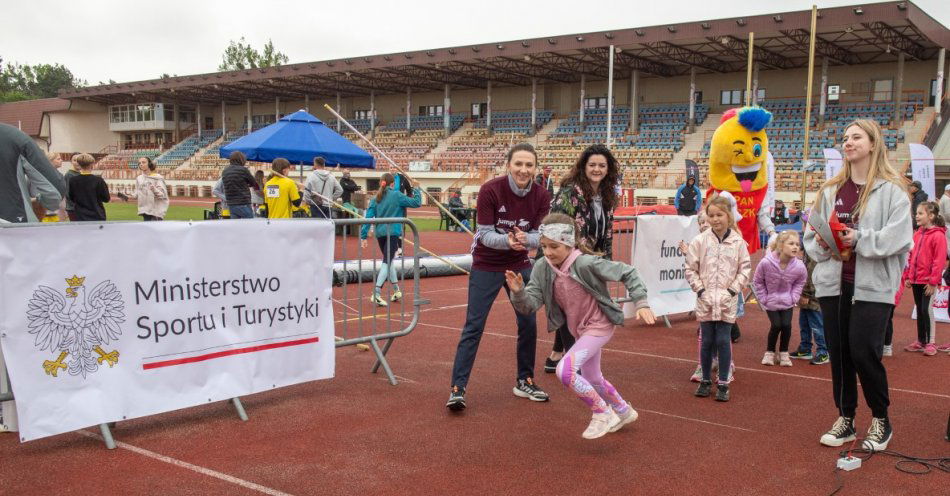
[715,384,730,402]
[543,357,559,373]
[694,380,712,397]
[863,417,893,451]
[810,353,830,365]
[513,378,549,402]
[820,416,856,447]
[446,386,466,411]
[789,350,814,360]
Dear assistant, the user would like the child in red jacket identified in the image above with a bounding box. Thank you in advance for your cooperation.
[902,202,947,356]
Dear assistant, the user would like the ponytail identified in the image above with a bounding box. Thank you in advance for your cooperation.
[376,172,395,203]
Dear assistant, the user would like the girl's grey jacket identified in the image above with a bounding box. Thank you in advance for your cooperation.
[510,253,650,332]
[803,178,913,304]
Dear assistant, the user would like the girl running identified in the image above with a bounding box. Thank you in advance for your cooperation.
[901,201,947,356]
[360,172,421,306]
[753,231,807,367]
[508,212,655,439]
[685,194,751,402]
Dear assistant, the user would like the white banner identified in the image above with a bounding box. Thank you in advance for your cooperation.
[823,148,842,181]
[910,143,936,201]
[0,220,335,441]
[625,215,698,318]
[911,285,950,323]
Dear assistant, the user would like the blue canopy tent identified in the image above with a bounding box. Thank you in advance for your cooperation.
[220,110,374,168]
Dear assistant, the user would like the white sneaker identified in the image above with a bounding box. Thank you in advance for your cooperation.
[882,345,893,357]
[689,364,702,382]
[609,403,638,433]
[762,351,775,366]
[390,289,402,302]
[779,352,792,367]
[582,411,621,439]
[370,293,388,307]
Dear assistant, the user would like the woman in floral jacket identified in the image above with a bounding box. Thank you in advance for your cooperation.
[544,144,621,372]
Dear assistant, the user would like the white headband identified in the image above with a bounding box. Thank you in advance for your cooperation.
[539,223,575,247]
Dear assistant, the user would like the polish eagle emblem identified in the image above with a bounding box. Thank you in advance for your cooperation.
[26,275,125,378]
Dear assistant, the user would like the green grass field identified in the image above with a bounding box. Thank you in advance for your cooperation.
[103,203,446,231]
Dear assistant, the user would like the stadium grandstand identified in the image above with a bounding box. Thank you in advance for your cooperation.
[2,1,949,208]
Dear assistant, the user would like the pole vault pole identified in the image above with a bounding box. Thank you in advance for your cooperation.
[746,32,754,106]
[801,5,818,209]
[323,104,474,237]
[306,189,471,275]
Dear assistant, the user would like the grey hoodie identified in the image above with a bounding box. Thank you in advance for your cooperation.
[803,178,913,304]
[304,169,343,207]
[0,124,66,222]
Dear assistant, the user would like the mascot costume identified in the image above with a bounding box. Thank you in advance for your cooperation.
[707,106,777,253]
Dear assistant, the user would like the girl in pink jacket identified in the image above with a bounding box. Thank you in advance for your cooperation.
[685,194,751,402]
[902,201,947,356]
[753,231,808,366]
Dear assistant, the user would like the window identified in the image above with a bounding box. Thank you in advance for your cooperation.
[872,79,893,102]
[419,105,443,116]
[583,97,609,109]
[720,90,742,105]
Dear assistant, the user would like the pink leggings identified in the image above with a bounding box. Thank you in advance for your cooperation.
[555,333,629,414]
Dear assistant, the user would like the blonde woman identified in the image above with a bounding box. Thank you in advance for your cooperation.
[803,119,912,451]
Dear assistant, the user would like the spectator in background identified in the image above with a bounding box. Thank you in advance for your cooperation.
[536,166,555,196]
[909,180,928,229]
[212,176,228,218]
[264,158,302,219]
[67,153,109,221]
[62,154,81,221]
[772,199,789,225]
[221,151,260,219]
[339,170,361,205]
[448,191,466,232]
[0,123,66,223]
[25,151,65,222]
[305,156,342,219]
[134,156,169,221]
[674,176,702,216]
[938,184,950,226]
[252,170,266,216]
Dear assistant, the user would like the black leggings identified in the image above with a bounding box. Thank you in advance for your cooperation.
[766,308,793,352]
[818,282,892,419]
[141,214,161,221]
[911,284,935,344]
[551,324,576,354]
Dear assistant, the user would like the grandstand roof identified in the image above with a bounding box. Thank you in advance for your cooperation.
[61,1,949,106]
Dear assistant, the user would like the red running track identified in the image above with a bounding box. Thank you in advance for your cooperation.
[1,230,948,495]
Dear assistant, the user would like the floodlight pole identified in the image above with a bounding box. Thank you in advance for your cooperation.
[801,5,818,210]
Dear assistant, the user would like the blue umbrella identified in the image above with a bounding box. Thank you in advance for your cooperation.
[220,110,374,168]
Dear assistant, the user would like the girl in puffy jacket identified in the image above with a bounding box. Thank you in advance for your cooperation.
[902,201,947,356]
[753,231,807,366]
[685,194,751,402]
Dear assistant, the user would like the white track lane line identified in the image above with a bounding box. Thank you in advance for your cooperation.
[636,409,754,433]
[414,321,950,400]
[76,430,295,496]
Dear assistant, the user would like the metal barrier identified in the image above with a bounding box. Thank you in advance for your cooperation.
[331,217,425,386]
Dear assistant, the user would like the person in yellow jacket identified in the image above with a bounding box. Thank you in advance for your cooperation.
[264,158,302,218]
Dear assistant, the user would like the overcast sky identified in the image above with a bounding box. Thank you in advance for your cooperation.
[3,0,948,85]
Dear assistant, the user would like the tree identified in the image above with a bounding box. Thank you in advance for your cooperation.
[218,37,289,71]
[0,56,86,102]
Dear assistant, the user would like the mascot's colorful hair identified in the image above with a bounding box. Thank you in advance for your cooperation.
[707,106,776,253]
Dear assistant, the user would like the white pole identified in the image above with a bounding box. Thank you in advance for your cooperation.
[937,48,946,124]
[819,58,828,127]
[531,77,537,133]
[443,84,451,137]
[688,66,696,133]
[751,63,760,106]
[487,80,493,131]
[406,87,412,131]
[274,97,280,122]
[370,90,376,137]
[197,104,202,136]
[630,70,639,133]
[304,94,310,113]
[336,92,341,132]
[579,74,586,124]
[221,101,226,134]
[607,45,614,146]
[246,99,252,133]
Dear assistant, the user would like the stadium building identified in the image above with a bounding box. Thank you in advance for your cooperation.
[2,1,948,207]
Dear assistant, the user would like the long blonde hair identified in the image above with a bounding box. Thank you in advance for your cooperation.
[704,193,739,230]
[815,119,905,218]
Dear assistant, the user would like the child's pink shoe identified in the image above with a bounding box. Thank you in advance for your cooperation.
[936,343,950,353]
[904,341,924,352]
[923,343,938,356]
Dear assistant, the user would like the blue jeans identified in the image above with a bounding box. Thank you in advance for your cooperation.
[700,321,732,383]
[229,204,254,219]
[450,268,537,388]
[797,308,828,356]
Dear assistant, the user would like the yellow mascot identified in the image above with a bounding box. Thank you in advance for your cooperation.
[707,106,776,253]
